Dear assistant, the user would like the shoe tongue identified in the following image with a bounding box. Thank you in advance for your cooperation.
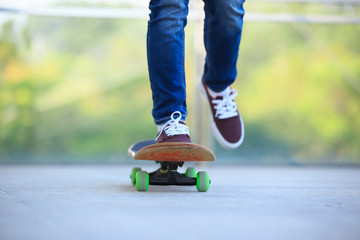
[209,87,230,99]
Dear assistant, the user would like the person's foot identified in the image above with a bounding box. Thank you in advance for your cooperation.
[155,111,191,143]
[201,80,244,149]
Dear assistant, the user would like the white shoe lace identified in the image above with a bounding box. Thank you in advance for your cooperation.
[212,89,239,119]
[156,111,190,141]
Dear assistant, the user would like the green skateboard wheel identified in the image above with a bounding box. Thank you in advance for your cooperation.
[131,167,141,186]
[185,167,197,178]
[135,171,149,191]
[196,171,210,192]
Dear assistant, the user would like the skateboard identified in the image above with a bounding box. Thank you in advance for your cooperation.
[128,140,215,192]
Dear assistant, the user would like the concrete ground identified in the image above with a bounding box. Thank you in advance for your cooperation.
[0,164,359,240]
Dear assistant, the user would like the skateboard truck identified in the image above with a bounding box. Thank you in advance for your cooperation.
[149,162,196,186]
[130,162,211,192]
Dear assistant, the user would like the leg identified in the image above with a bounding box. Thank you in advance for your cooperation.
[147,0,189,125]
[202,0,245,92]
[200,0,245,149]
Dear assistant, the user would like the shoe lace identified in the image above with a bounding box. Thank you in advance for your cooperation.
[156,111,190,140]
[212,89,239,119]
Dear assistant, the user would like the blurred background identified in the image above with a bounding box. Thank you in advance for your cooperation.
[0,0,359,165]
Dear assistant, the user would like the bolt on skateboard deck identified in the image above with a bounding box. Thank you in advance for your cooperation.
[128,140,215,192]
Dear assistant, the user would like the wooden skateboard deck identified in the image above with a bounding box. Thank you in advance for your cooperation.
[128,140,215,162]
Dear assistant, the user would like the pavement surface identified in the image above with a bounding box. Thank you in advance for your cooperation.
[0,164,360,240]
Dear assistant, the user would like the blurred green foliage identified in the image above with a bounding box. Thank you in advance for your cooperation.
[0,17,154,163]
[0,4,359,165]
[233,23,360,165]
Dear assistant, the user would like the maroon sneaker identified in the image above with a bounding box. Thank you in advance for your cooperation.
[200,80,244,149]
[155,111,191,143]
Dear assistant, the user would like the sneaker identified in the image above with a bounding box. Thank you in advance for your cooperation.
[200,80,244,149]
[155,111,191,143]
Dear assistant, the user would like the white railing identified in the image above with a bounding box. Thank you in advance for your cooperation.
[1,6,360,24]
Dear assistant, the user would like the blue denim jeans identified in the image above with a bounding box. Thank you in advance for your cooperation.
[147,0,245,124]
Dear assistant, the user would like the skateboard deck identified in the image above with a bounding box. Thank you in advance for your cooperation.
[128,140,215,192]
[128,140,215,162]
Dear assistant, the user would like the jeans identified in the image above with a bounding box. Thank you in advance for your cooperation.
[147,0,245,125]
